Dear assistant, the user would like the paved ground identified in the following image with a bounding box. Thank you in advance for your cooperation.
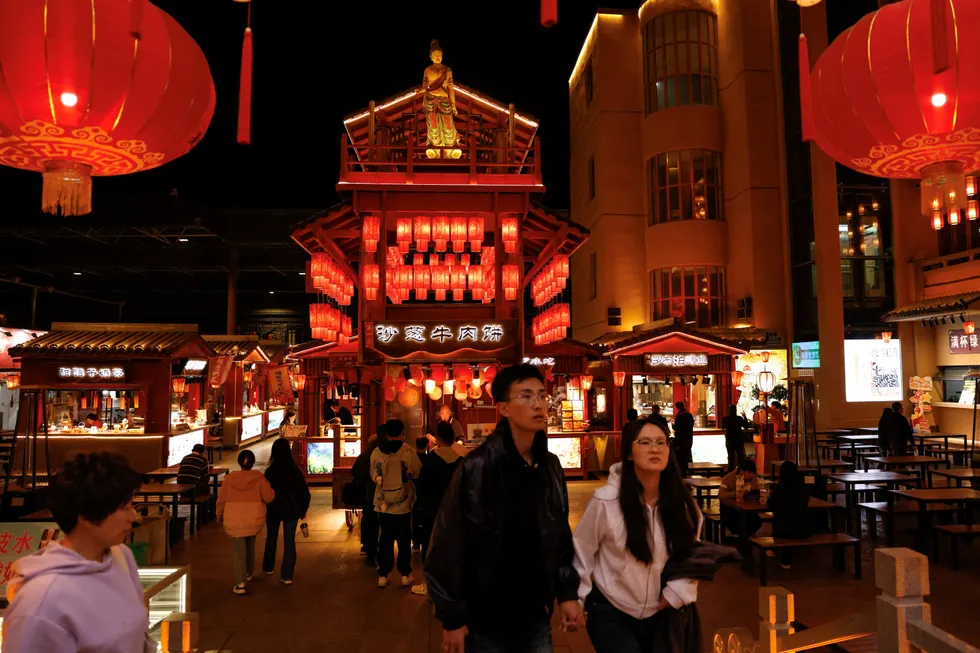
[174,442,980,652]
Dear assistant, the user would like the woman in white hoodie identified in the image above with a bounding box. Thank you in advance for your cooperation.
[573,415,702,653]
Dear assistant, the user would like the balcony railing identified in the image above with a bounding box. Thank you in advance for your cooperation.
[338,134,542,187]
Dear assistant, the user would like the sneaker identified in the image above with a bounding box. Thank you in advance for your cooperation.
[411,582,428,596]
[232,584,247,595]
[245,574,253,582]
[264,570,274,576]
[377,576,388,588]
[281,579,293,585]
[401,574,414,587]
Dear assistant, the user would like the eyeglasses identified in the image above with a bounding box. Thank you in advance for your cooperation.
[633,438,670,451]
[508,392,551,406]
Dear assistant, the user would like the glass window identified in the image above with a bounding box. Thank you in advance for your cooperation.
[650,266,726,327]
[642,11,719,114]
[649,149,724,224]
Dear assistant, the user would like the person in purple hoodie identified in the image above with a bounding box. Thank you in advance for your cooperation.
[1,452,155,653]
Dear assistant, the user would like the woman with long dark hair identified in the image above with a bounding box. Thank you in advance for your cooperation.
[573,415,702,653]
[262,438,311,585]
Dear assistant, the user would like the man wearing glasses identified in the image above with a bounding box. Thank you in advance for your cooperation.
[425,363,582,653]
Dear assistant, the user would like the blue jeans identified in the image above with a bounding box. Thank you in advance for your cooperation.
[466,617,552,653]
[262,518,298,581]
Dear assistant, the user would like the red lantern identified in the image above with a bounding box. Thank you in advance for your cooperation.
[4,373,20,390]
[468,216,484,250]
[501,217,518,254]
[451,216,468,252]
[292,374,306,392]
[802,0,980,210]
[451,266,467,301]
[541,0,557,27]
[415,215,431,251]
[482,246,496,266]
[733,370,744,387]
[433,216,450,252]
[432,265,449,301]
[969,200,979,221]
[396,218,413,253]
[932,210,944,231]
[483,265,495,303]
[415,263,430,301]
[468,266,484,300]
[502,265,519,301]
[172,377,187,394]
[949,208,962,226]
[0,0,215,216]
[397,265,413,301]
[363,264,380,301]
[965,321,977,335]
[362,216,381,253]
[760,351,771,363]
[881,331,892,344]
[612,371,626,387]
[968,176,978,197]
[580,375,593,391]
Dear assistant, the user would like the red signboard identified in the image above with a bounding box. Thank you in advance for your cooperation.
[208,356,234,387]
[948,329,980,354]
[364,320,518,361]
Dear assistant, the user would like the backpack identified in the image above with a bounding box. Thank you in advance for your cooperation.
[373,448,414,512]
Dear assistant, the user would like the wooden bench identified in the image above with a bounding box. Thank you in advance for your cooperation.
[749,533,861,586]
[933,523,980,570]
[703,508,722,544]
[859,501,956,546]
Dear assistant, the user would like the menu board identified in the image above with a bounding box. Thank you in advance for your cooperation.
[844,339,903,402]
[960,379,976,406]
[307,442,334,475]
[547,436,582,470]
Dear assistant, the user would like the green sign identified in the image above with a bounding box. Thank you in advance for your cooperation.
[0,522,62,586]
[791,341,821,369]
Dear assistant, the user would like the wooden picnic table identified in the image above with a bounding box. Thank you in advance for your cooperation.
[835,434,880,458]
[864,455,949,483]
[827,471,918,535]
[143,465,229,496]
[929,468,980,488]
[687,462,725,478]
[911,432,970,458]
[768,459,853,478]
[134,483,196,535]
[888,488,980,551]
[721,495,841,574]
[684,477,721,506]
[815,429,857,436]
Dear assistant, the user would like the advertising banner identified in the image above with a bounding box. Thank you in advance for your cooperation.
[844,339,903,402]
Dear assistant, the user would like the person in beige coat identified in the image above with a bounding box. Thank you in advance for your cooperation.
[217,449,274,595]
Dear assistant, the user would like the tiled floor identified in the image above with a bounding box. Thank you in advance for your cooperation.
[174,448,980,652]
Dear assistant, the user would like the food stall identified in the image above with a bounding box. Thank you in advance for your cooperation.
[8,323,218,474]
[0,329,45,432]
[597,320,752,465]
[203,336,283,448]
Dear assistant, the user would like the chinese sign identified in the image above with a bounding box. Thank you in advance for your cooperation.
[948,329,980,354]
[58,366,125,381]
[0,523,62,585]
[266,365,292,402]
[791,341,821,368]
[523,357,556,367]
[645,353,708,368]
[208,356,234,388]
[365,320,518,360]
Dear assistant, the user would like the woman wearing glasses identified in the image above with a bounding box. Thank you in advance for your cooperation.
[573,414,702,653]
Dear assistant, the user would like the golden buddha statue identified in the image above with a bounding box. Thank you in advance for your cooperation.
[419,40,460,159]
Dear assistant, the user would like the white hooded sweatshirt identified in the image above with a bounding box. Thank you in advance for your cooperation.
[573,463,702,619]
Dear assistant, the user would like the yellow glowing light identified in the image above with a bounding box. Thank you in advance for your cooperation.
[454,86,538,127]
[343,91,418,125]
[932,93,947,107]
[569,14,599,85]
[60,92,78,107]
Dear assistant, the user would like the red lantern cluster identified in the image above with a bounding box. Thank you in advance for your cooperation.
[310,304,353,344]
[531,255,569,307]
[384,252,495,304]
[388,215,485,253]
[532,303,570,345]
[311,254,353,305]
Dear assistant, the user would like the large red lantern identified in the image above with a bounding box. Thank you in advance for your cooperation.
[414,215,431,251]
[433,216,450,252]
[501,218,519,254]
[802,0,980,216]
[502,265,519,301]
[0,0,215,216]
[468,216,484,250]
[396,218,413,253]
[451,216,468,252]
[362,216,381,253]
[363,264,380,301]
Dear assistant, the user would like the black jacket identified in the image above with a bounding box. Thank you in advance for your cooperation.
[416,447,462,530]
[264,463,311,522]
[877,410,894,450]
[890,412,914,451]
[673,410,695,444]
[767,484,811,539]
[722,414,748,445]
[424,419,579,631]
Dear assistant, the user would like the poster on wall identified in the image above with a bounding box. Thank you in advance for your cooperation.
[733,350,788,419]
[843,339,903,402]
[791,341,820,368]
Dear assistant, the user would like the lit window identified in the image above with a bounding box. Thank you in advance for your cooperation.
[642,11,718,114]
[649,149,723,224]
[651,266,726,327]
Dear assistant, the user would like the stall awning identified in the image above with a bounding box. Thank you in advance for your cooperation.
[881,292,980,322]
[287,336,359,360]
[10,329,210,358]
[597,321,747,357]
[203,337,271,363]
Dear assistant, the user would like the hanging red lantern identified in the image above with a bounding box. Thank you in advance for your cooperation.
[969,200,979,221]
[451,266,467,301]
[502,265,519,301]
[482,246,496,266]
[968,176,978,197]
[431,364,447,385]
[468,266,484,301]
[397,265,413,301]
[0,0,216,216]
[468,216,484,250]
[733,370,744,386]
[414,264,430,301]
[433,216,450,252]
[541,0,557,27]
[932,210,944,231]
[4,373,20,390]
[451,216,468,252]
[432,265,449,301]
[580,375,593,391]
[949,208,962,226]
[363,264,380,301]
[415,215,431,251]
[760,351,771,363]
[612,371,626,387]
[363,216,381,253]
[501,217,519,254]
[172,377,187,394]
[292,374,306,392]
[396,218,413,253]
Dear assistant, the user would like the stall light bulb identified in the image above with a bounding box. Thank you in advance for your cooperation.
[931,92,947,107]
[472,377,481,388]
[60,91,78,107]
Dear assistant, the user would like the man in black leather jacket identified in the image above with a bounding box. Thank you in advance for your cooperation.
[425,364,581,653]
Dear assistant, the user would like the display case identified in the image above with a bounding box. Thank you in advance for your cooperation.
[165,425,213,467]
[546,432,587,479]
[691,430,728,465]
[560,383,587,432]
[266,407,286,434]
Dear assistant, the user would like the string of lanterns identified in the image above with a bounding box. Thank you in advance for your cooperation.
[382,363,499,405]
[531,255,570,307]
[309,304,353,344]
[532,303,571,345]
[310,253,353,306]
[380,248,514,304]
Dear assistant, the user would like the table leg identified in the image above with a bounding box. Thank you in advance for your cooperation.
[172,493,180,539]
[846,485,859,536]
[740,511,752,575]
[917,502,928,553]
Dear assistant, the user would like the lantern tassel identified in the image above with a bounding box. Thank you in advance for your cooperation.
[798,33,814,143]
[237,25,253,145]
[42,162,93,216]
[541,0,557,27]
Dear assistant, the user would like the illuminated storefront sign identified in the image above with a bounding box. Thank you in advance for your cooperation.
[791,341,821,368]
[645,353,708,368]
[365,320,518,359]
[844,339,902,402]
[948,329,980,354]
[183,359,207,374]
[58,366,125,381]
[522,357,556,366]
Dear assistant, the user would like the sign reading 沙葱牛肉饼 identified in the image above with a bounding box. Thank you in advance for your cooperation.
[365,320,517,360]
[57,366,126,382]
[644,353,708,368]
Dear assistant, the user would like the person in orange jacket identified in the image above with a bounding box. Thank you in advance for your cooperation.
[217,449,274,595]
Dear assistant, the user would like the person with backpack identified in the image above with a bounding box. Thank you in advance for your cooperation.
[217,450,275,595]
[411,421,463,596]
[262,438,311,585]
[370,418,422,588]
[1,452,155,653]
[350,424,387,566]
